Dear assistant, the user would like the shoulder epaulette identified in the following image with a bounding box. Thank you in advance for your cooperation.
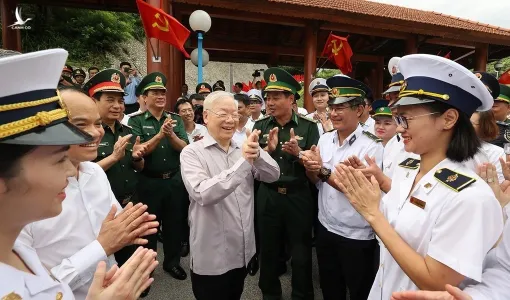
[362,131,382,142]
[434,168,476,192]
[254,115,271,123]
[298,114,319,123]
[128,110,144,118]
[398,158,420,169]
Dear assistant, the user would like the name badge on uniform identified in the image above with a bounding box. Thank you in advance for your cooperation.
[294,135,304,141]
[409,197,426,210]
[348,135,357,145]
[143,126,154,129]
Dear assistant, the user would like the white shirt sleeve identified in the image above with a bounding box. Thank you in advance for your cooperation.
[18,224,108,291]
[464,220,510,300]
[427,187,504,282]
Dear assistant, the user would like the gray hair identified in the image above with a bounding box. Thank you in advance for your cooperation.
[0,49,21,58]
[203,91,237,110]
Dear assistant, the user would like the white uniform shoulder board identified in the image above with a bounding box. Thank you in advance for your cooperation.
[434,168,476,192]
[398,158,420,169]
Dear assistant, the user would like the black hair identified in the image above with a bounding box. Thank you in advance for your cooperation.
[174,98,193,113]
[235,82,243,89]
[424,101,480,162]
[182,83,188,87]
[120,62,131,68]
[88,66,99,72]
[234,93,250,107]
[189,94,205,102]
[0,144,37,179]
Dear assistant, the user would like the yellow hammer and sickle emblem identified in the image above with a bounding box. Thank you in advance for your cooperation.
[152,13,169,32]
[330,39,343,56]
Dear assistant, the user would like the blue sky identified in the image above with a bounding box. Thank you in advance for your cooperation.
[371,0,510,29]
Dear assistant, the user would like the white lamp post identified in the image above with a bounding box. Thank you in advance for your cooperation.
[189,10,211,83]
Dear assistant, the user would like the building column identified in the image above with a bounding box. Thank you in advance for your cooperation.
[474,43,488,71]
[303,24,317,113]
[1,0,22,52]
[146,0,170,104]
[376,56,384,98]
[405,36,418,54]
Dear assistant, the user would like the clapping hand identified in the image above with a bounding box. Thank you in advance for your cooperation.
[391,284,472,300]
[266,127,279,153]
[315,112,333,132]
[112,134,132,161]
[242,129,261,164]
[132,136,147,160]
[477,162,510,208]
[301,145,322,174]
[161,119,178,136]
[282,128,301,157]
[97,203,159,256]
[86,247,158,300]
[333,164,381,222]
[344,155,384,182]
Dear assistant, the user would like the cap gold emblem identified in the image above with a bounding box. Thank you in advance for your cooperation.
[201,84,205,89]
[155,76,162,83]
[111,73,121,83]
[475,73,482,79]
[2,292,22,300]
[269,74,277,82]
[331,88,338,97]
[56,292,63,300]
[379,108,384,112]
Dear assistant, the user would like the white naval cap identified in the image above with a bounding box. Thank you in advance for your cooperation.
[247,89,263,102]
[394,54,494,116]
[308,78,329,96]
[0,48,92,145]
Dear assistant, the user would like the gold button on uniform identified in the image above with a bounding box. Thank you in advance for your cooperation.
[56,292,63,300]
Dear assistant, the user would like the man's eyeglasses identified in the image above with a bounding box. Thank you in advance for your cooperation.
[206,109,241,121]
[393,112,439,129]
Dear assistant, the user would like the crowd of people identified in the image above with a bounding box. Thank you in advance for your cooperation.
[1,46,510,300]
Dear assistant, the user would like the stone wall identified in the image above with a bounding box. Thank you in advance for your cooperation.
[105,39,267,92]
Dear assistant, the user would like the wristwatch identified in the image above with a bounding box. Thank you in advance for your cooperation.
[317,167,332,182]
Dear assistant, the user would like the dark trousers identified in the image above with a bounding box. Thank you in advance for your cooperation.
[137,172,186,268]
[191,267,247,300]
[257,184,314,300]
[124,102,139,115]
[316,223,379,300]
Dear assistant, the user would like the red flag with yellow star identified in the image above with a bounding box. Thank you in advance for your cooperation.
[136,0,190,58]
[321,33,353,74]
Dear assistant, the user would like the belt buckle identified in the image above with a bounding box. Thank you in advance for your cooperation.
[277,187,287,194]
[162,172,171,179]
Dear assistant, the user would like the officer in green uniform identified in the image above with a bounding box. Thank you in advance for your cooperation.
[128,72,190,280]
[82,68,146,267]
[253,68,319,300]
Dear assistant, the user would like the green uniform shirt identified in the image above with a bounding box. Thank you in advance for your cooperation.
[94,121,138,200]
[253,112,320,184]
[128,110,189,174]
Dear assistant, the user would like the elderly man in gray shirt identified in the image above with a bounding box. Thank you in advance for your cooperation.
[180,91,280,300]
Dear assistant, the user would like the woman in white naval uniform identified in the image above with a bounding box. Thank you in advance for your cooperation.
[305,78,333,136]
[466,111,506,183]
[0,49,157,300]
[333,54,504,299]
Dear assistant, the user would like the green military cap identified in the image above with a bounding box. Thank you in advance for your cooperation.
[196,82,212,94]
[497,84,510,104]
[73,68,86,78]
[326,75,369,105]
[137,72,167,95]
[82,68,126,97]
[373,106,392,117]
[263,67,302,94]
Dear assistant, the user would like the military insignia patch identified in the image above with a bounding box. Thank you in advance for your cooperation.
[379,107,385,112]
[201,84,205,89]
[111,73,121,83]
[331,88,339,97]
[398,158,420,169]
[155,76,162,83]
[2,292,22,300]
[294,135,304,141]
[434,168,475,192]
[505,129,510,142]
[269,74,277,82]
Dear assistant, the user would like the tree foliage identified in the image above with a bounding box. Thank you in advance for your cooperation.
[1,4,144,67]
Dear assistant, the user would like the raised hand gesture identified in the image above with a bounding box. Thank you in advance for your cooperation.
[132,136,147,160]
[266,127,279,153]
[282,128,301,157]
[242,129,261,164]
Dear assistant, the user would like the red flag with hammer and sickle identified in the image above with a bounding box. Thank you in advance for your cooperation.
[136,0,190,58]
[321,33,353,74]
